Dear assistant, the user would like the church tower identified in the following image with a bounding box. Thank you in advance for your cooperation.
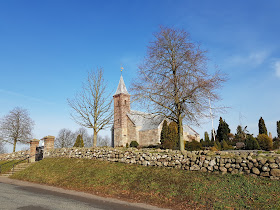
[113,75,130,147]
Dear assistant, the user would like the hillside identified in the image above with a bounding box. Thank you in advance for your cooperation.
[11,158,280,209]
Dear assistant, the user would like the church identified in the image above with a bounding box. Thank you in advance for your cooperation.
[111,75,200,147]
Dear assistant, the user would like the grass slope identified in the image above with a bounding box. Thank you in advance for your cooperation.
[0,160,24,174]
[11,158,280,209]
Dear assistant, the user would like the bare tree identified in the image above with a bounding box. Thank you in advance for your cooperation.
[55,128,75,148]
[0,140,6,154]
[75,127,92,147]
[97,135,110,147]
[68,68,113,147]
[0,107,34,152]
[132,26,226,152]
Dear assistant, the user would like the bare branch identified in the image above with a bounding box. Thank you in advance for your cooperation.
[131,26,227,151]
[0,107,34,152]
[68,68,114,147]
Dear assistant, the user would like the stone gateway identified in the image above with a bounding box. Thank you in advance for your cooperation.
[111,76,200,147]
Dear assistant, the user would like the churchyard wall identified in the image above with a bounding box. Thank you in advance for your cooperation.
[0,150,29,160]
[44,147,280,179]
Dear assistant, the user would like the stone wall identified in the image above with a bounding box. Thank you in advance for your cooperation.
[0,150,30,161]
[44,147,280,179]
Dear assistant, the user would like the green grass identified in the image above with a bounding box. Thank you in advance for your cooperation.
[11,158,280,209]
[0,160,23,174]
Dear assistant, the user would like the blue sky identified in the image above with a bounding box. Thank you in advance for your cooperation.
[1,0,280,152]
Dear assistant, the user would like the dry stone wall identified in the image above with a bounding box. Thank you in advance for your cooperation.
[45,147,280,179]
[0,150,30,161]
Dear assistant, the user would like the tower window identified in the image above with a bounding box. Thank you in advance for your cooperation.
[125,100,126,105]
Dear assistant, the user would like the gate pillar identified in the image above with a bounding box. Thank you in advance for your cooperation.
[43,135,55,157]
[29,139,40,163]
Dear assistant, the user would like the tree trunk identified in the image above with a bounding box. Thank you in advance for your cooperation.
[178,114,185,152]
[93,129,97,147]
[13,139,16,152]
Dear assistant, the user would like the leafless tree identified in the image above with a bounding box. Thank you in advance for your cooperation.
[0,140,6,154]
[75,127,92,147]
[55,128,75,148]
[0,107,34,152]
[132,26,226,152]
[97,135,110,147]
[68,68,113,147]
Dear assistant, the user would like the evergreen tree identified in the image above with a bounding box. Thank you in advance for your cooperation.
[185,140,202,151]
[233,125,248,145]
[203,131,209,147]
[167,121,179,149]
[204,131,210,142]
[216,117,230,142]
[257,134,273,151]
[221,140,231,150]
[277,120,280,138]
[273,137,280,150]
[258,117,267,135]
[161,121,179,149]
[213,141,221,151]
[244,135,260,150]
[160,120,168,146]
[73,134,84,147]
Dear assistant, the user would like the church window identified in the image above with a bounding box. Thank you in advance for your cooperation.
[125,100,127,105]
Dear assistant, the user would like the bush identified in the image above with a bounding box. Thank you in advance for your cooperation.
[130,141,139,148]
[245,135,260,150]
[185,140,202,151]
[257,134,273,151]
[213,141,221,151]
[221,140,233,150]
[210,146,218,151]
[273,137,280,150]
[73,134,84,147]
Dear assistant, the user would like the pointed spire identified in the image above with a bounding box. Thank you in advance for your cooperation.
[114,75,129,96]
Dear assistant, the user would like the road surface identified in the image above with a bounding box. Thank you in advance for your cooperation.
[0,177,168,210]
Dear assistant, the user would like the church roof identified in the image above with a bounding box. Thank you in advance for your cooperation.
[114,75,129,96]
[127,110,199,135]
[127,110,165,131]
[183,125,199,136]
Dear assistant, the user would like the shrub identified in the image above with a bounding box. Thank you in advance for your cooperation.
[257,134,273,151]
[185,140,202,151]
[245,135,260,150]
[73,134,84,147]
[221,140,233,150]
[130,141,139,148]
[213,141,221,151]
[273,137,280,150]
[210,146,218,151]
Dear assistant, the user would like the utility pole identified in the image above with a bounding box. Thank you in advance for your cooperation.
[209,94,216,141]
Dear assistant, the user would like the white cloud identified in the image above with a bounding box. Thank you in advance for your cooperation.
[0,89,55,105]
[227,51,269,68]
[273,60,280,78]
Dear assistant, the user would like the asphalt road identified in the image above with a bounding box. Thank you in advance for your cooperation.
[0,177,168,210]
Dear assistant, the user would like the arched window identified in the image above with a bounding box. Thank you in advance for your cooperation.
[125,100,127,105]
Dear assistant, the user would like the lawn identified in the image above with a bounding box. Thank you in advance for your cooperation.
[11,158,280,209]
[0,160,22,174]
